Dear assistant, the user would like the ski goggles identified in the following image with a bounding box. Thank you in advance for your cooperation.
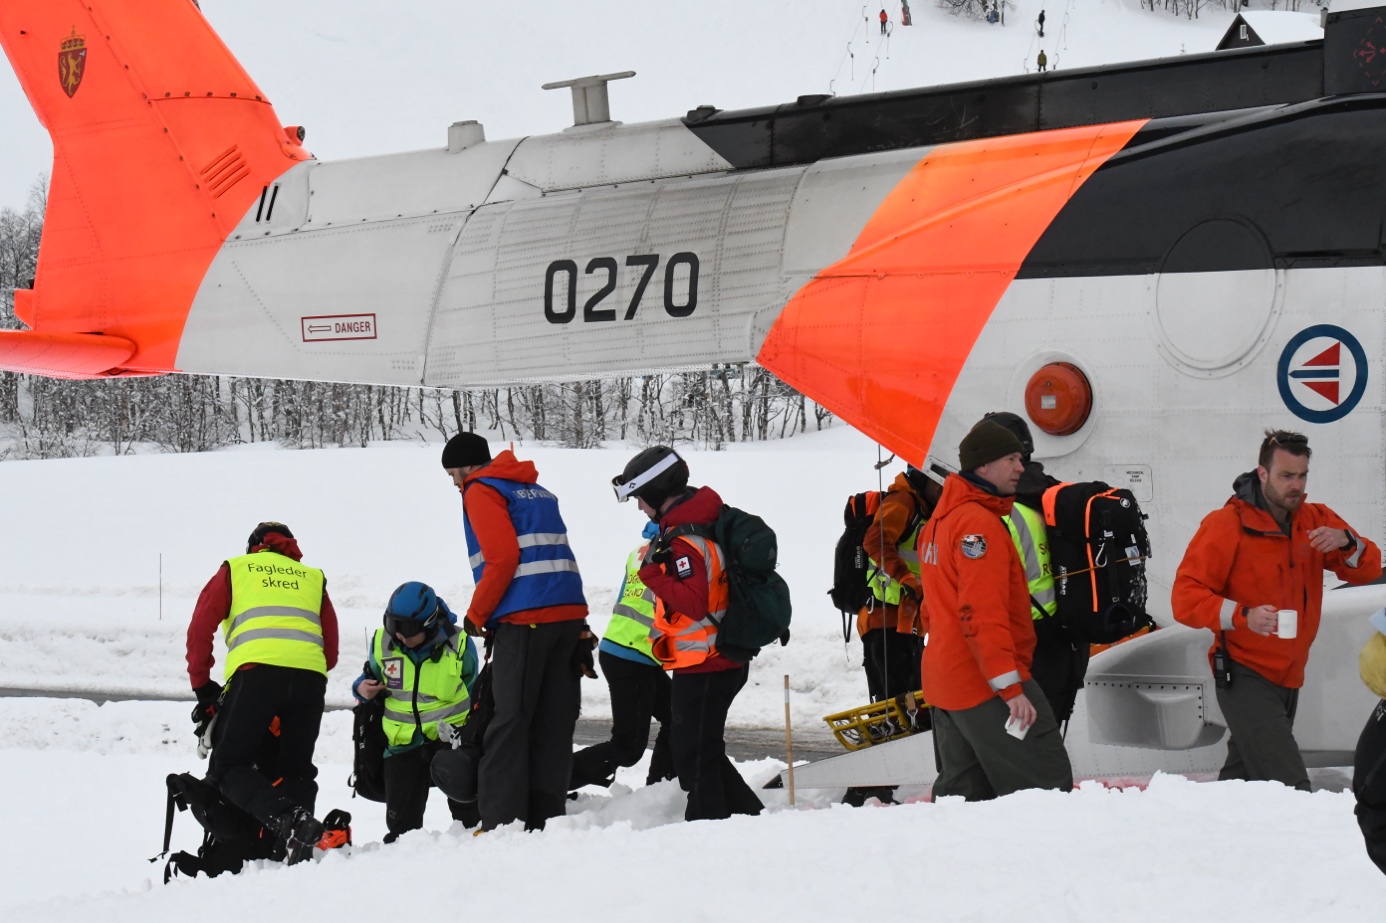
[384,605,440,639]
[611,451,683,503]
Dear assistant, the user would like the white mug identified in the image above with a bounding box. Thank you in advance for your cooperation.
[1277,609,1298,640]
[1004,716,1030,741]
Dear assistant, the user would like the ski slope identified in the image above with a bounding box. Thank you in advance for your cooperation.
[0,0,1244,208]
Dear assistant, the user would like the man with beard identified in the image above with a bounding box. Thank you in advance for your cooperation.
[1173,430,1382,789]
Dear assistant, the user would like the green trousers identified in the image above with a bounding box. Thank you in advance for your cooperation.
[932,678,1073,801]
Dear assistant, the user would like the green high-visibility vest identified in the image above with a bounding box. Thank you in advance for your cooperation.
[867,514,924,606]
[603,546,658,661]
[1005,502,1058,621]
[371,629,472,750]
[223,551,326,678]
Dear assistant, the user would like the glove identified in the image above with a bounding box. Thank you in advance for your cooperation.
[463,616,485,638]
[646,537,672,568]
[572,622,598,679]
[191,680,222,727]
[900,591,920,628]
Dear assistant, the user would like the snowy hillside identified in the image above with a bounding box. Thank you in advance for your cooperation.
[1,0,1257,208]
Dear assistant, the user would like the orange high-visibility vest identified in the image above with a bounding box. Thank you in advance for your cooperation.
[650,534,729,669]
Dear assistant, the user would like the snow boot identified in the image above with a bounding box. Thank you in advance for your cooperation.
[318,808,352,850]
[271,807,325,866]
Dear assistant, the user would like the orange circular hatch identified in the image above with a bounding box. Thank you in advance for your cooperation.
[1025,363,1092,436]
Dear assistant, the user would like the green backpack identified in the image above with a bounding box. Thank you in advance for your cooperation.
[667,505,793,661]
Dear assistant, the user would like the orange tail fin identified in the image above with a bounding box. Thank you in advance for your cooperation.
[0,0,308,377]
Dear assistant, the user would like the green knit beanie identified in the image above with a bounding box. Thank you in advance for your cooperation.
[959,419,1026,472]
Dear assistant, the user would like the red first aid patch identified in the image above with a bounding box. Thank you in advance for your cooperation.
[675,556,694,579]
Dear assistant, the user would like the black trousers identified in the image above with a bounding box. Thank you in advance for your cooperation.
[861,628,922,702]
[478,620,582,831]
[1029,622,1089,724]
[208,664,326,827]
[1354,699,1386,876]
[383,739,479,841]
[670,665,764,822]
[571,649,675,789]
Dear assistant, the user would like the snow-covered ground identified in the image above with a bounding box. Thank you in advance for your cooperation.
[3,429,1386,916]
[3,696,1384,920]
[6,1,1385,915]
[2,0,1252,207]
[0,425,894,728]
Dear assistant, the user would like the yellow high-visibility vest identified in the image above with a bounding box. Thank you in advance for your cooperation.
[372,629,471,749]
[1004,503,1058,620]
[222,551,326,678]
[604,545,658,660]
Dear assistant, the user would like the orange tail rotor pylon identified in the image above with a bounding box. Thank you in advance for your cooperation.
[0,0,310,377]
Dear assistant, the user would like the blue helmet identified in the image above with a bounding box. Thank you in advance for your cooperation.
[384,581,444,639]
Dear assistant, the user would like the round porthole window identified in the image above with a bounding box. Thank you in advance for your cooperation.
[1155,218,1277,375]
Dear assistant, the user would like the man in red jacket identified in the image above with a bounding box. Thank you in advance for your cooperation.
[442,433,590,831]
[919,420,1073,801]
[614,446,764,821]
[186,521,339,862]
[1173,430,1382,790]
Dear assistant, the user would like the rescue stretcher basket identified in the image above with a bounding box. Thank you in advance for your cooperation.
[822,690,931,752]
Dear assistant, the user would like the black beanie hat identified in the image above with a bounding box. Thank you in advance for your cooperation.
[441,432,491,470]
[982,411,1035,460]
[959,420,1026,472]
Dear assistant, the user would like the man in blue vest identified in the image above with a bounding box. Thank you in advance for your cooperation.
[186,521,339,863]
[442,433,591,831]
[570,520,676,791]
[353,582,480,841]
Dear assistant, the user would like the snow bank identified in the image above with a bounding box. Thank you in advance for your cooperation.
[3,698,1383,921]
[0,427,894,732]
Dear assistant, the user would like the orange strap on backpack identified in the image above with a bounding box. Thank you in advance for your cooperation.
[1040,483,1071,528]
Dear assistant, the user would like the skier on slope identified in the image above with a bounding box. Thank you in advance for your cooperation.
[880,8,889,34]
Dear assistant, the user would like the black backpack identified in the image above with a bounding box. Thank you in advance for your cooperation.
[350,692,388,804]
[156,774,353,881]
[828,489,928,641]
[667,505,792,661]
[1041,482,1156,645]
[156,773,281,881]
[431,660,493,804]
[828,492,882,636]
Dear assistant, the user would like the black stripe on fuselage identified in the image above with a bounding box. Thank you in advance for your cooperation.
[684,42,1323,170]
[1017,95,1386,279]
